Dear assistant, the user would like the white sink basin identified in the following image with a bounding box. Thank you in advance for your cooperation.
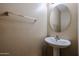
[45,37,71,48]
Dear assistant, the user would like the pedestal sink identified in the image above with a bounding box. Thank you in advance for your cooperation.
[44,37,71,56]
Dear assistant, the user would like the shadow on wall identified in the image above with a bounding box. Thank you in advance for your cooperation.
[42,42,53,56]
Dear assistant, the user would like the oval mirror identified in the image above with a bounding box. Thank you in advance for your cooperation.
[50,4,71,32]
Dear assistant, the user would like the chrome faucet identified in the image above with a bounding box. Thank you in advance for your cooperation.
[55,35,60,41]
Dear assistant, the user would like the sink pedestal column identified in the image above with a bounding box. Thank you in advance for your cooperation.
[53,47,60,56]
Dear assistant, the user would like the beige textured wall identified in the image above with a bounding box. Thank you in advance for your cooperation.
[0,3,47,56]
[47,3,78,56]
